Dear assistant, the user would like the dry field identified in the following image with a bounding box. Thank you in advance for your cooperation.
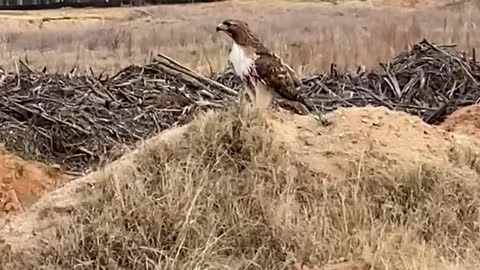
[0,0,478,75]
[1,0,480,270]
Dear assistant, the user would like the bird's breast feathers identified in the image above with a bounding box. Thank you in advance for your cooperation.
[229,43,256,79]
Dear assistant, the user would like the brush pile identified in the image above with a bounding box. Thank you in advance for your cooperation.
[0,55,237,174]
[0,39,479,175]
[305,39,480,124]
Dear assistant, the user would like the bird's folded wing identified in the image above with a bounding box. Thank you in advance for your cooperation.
[251,50,300,101]
[271,51,302,87]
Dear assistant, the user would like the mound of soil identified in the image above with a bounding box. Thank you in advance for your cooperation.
[0,148,69,218]
[1,106,479,264]
[270,106,463,179]
[440,104,480,140]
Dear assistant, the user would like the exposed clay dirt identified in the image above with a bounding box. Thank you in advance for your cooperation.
[0,147,70,218]
[440,104,480,140]
[269,106,463,180]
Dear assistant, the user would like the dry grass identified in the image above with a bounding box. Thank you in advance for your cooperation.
[1,105,480,269]
[0,1,479,76]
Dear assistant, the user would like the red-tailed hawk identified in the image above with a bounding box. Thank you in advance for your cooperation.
[216,19,313,114]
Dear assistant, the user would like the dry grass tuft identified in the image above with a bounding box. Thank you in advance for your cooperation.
[1,105,480,269]
[448,139,480,174]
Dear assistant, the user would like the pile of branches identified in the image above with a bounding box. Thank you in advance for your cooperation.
[298,39,479,124]
[0,39,479,175]
[0,55,237,175]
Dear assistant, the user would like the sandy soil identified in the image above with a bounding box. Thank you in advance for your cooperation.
[267,105,468,183]
[440,104,480,140]
[0,148,70,218]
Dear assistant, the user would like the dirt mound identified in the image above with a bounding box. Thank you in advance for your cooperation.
[269,106,460,179]
[1,106,479,269]
[0,148,69,218]
[440,104,480,140]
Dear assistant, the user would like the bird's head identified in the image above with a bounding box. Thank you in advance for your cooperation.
[216,19,259,46]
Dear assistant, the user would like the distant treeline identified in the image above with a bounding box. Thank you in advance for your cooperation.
[0,0,224,10]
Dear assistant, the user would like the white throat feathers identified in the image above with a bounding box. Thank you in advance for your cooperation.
[228,42,274,110]
[229,43,255,79]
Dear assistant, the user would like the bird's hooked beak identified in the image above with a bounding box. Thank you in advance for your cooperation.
[216,23,228,32]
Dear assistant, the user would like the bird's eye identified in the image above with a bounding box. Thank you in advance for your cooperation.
[224,21,231,27]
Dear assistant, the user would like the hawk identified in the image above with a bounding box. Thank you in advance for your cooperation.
[216,19,313,114]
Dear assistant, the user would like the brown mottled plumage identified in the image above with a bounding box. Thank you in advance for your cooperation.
[216,19,312,114]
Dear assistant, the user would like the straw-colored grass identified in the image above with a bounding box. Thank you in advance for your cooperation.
[0,0,478,76]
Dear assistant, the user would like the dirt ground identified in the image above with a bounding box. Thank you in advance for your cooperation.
[0,148,70,218]
[267,105,467,181]
[440,104,480,140]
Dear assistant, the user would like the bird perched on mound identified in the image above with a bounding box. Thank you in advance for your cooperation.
[216,19,313,115]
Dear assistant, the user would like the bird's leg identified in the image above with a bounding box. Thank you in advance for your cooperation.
[246,86,256,105]
[237,86,247,102]
[237,88,247,103]
[253,82,274,110]
[237,85,255,111]
[239,80,255,102]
